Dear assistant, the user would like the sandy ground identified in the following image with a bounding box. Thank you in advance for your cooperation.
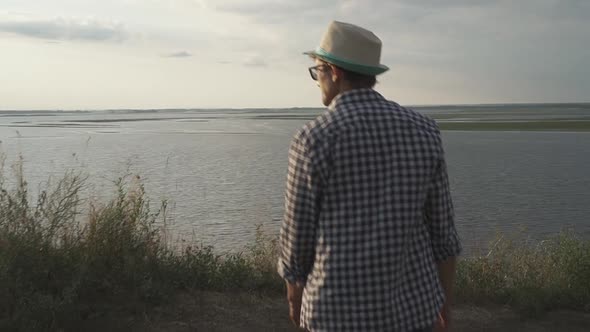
[82,291,590,332]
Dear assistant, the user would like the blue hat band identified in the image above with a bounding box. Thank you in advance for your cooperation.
[313,47,389,76]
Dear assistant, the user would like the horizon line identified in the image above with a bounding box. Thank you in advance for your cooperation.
[1,101,590,112]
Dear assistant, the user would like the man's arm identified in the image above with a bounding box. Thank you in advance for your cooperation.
[424,155,462,262]
[277,133,322,327]
[424,137,462,330]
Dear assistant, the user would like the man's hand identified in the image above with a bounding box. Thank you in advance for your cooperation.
[436,257,456,332]
[286,282,304,328]
[434,304,450,332]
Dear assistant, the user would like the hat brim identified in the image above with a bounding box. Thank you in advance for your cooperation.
[304,48,389,76]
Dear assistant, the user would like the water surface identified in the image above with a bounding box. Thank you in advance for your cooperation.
[1,104,589,254]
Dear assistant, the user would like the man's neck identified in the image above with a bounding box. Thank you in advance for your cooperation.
[338,80,372,94]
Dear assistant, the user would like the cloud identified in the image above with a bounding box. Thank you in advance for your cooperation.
[207,0,589,97]
[212,0,490,26]
[165,51,192,58]
[0,17,127,42]
[214,0,338,23]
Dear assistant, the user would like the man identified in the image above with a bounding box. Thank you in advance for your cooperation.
[277,21,462,332]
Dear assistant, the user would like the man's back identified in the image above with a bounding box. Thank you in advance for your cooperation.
[278,88,461,331]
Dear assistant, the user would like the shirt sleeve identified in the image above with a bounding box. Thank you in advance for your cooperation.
[277,132,321,284]
[424,149,462,262]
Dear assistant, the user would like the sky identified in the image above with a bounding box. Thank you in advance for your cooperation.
[0,0,589,110]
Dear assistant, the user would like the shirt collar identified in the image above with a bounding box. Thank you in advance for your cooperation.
[328,88,386,111]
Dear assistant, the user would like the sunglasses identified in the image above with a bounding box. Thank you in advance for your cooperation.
[308,64,330,81]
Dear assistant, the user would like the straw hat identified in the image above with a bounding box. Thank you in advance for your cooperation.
[304,21,389,76]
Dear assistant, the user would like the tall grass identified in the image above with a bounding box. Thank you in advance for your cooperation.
[456,232,590,315]
[0,155,588,330]
[0,156,282,331]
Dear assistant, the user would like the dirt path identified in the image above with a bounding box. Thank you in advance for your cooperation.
[83,291,590,332]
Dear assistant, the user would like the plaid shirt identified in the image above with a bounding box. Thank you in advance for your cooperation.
[277,88,462,332]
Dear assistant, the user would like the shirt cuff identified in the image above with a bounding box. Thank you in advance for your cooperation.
[433,232,463,262]
[277,258,307,284]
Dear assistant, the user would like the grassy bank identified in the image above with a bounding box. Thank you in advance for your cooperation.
[0,162,588,330]
[456,234,590,314]
[437,120,590,131]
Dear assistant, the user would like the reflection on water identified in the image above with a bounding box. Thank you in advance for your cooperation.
[0,104,589,254]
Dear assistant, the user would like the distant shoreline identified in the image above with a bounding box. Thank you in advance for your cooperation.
[1,102,590,113]
[2,119,590,132]
[438,120,590,132]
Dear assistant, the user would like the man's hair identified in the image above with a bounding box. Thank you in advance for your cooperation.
[315,58,378,88]
[340,68,377,89]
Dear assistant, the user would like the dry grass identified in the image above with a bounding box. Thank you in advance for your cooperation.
[0,155,281,331]
[456,233,590,315]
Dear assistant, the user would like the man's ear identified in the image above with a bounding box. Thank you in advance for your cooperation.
[330,65,343,83]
